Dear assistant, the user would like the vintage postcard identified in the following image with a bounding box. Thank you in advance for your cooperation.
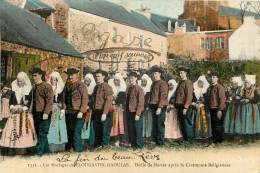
[0,0,260,172]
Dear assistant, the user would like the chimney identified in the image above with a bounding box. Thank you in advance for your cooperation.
[168,20,172,32]
[135,4,151,19]
[174,22,186,35]
[197,26,200,32]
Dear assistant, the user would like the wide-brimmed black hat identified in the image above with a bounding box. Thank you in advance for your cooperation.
[65,68,79,75]
[177,66,189,73]
[208,70,219,77]
[127,71,140,78]
[30,68,46,75]
[150,65,164,73]
[94,69,108,77]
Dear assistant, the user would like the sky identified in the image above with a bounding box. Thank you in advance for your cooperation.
[107,0,260,18]
[108,0,185,18]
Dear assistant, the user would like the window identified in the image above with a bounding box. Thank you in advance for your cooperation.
[127,32,131,45]
[206,38,213,50]
[113,28,117,42]
[216,37,224,49]
[138,60,144,69]
[200,38,204,50]
[139,35,143,48]
[112,57,118,71]
[160,41,163,52]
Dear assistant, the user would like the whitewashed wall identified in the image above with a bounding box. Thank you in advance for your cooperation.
[229,17,260,60]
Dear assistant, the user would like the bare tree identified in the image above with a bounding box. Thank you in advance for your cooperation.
[248,1,260,14]
[240,1,250,24]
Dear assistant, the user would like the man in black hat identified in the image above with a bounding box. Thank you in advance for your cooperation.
[149,66,168,146]
[64,68,89,152]
[29,68,53,157]
[206,71,226,144]
[91,69,114,149]
[126,71,144,149]
[174,67,194,143]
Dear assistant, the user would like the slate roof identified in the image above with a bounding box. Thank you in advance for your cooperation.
[218,5,260,20]
[0,0,84,58]
[64,0,166,36]
[150,13,198,33]
[24,0,55,12]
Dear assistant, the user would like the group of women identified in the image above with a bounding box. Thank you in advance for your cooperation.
[0,70,259,155]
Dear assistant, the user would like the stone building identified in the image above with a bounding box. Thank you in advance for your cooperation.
[1,0,83,85]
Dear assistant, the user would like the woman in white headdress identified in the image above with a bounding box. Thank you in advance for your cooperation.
[138,74,153,142]
[165,79,182,140]
[0,71,37,155]
[81,73,96,146]
[235,74,260,138]
[224,76,243,135]
[47,71,68,152]
[191,75,212,139]
[108,73,127,146]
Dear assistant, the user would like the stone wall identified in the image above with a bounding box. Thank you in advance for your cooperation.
[1,41,83,82]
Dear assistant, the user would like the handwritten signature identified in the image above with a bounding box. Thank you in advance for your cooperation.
[56,151,160,165]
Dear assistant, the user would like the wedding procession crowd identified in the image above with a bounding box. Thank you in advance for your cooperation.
[0,65,259,157]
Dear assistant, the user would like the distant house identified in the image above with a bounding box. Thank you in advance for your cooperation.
[179,0,260,31]
[229,17,260,60]
[167,23,233,61]
[150,13,198,35]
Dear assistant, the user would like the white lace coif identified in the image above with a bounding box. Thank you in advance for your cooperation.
[168,79,178,102]
[245,74,256,85]
[108,72,127,97]
[231,76,243,87]
[193,75,209,100]
[47,71,65,102]
[138,74,153,94]
[11,71,32,104]
[83,73,96,95]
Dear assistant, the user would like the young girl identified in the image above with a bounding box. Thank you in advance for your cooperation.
[138,74,153,146]
[108,73,127,146]
[192,75,212,140]
[47,72,68,152]
[165,79,182,141]
[81,73,96,148]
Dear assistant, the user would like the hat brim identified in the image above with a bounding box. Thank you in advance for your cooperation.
[94,71,108,77]
[150,69,163,73]
[30,70,45,75]
[65,70,79,75]
[127,74,140,78]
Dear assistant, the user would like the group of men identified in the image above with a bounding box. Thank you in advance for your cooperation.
[30,65,225,156]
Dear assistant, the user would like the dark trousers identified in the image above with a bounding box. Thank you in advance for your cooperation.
[210,109,225,143]
[92,111,113,147]
[127,112,144,148]
[177,106,194,142]
[33,111,51,157]
[65,112,86,152]
[150,107,166,146]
